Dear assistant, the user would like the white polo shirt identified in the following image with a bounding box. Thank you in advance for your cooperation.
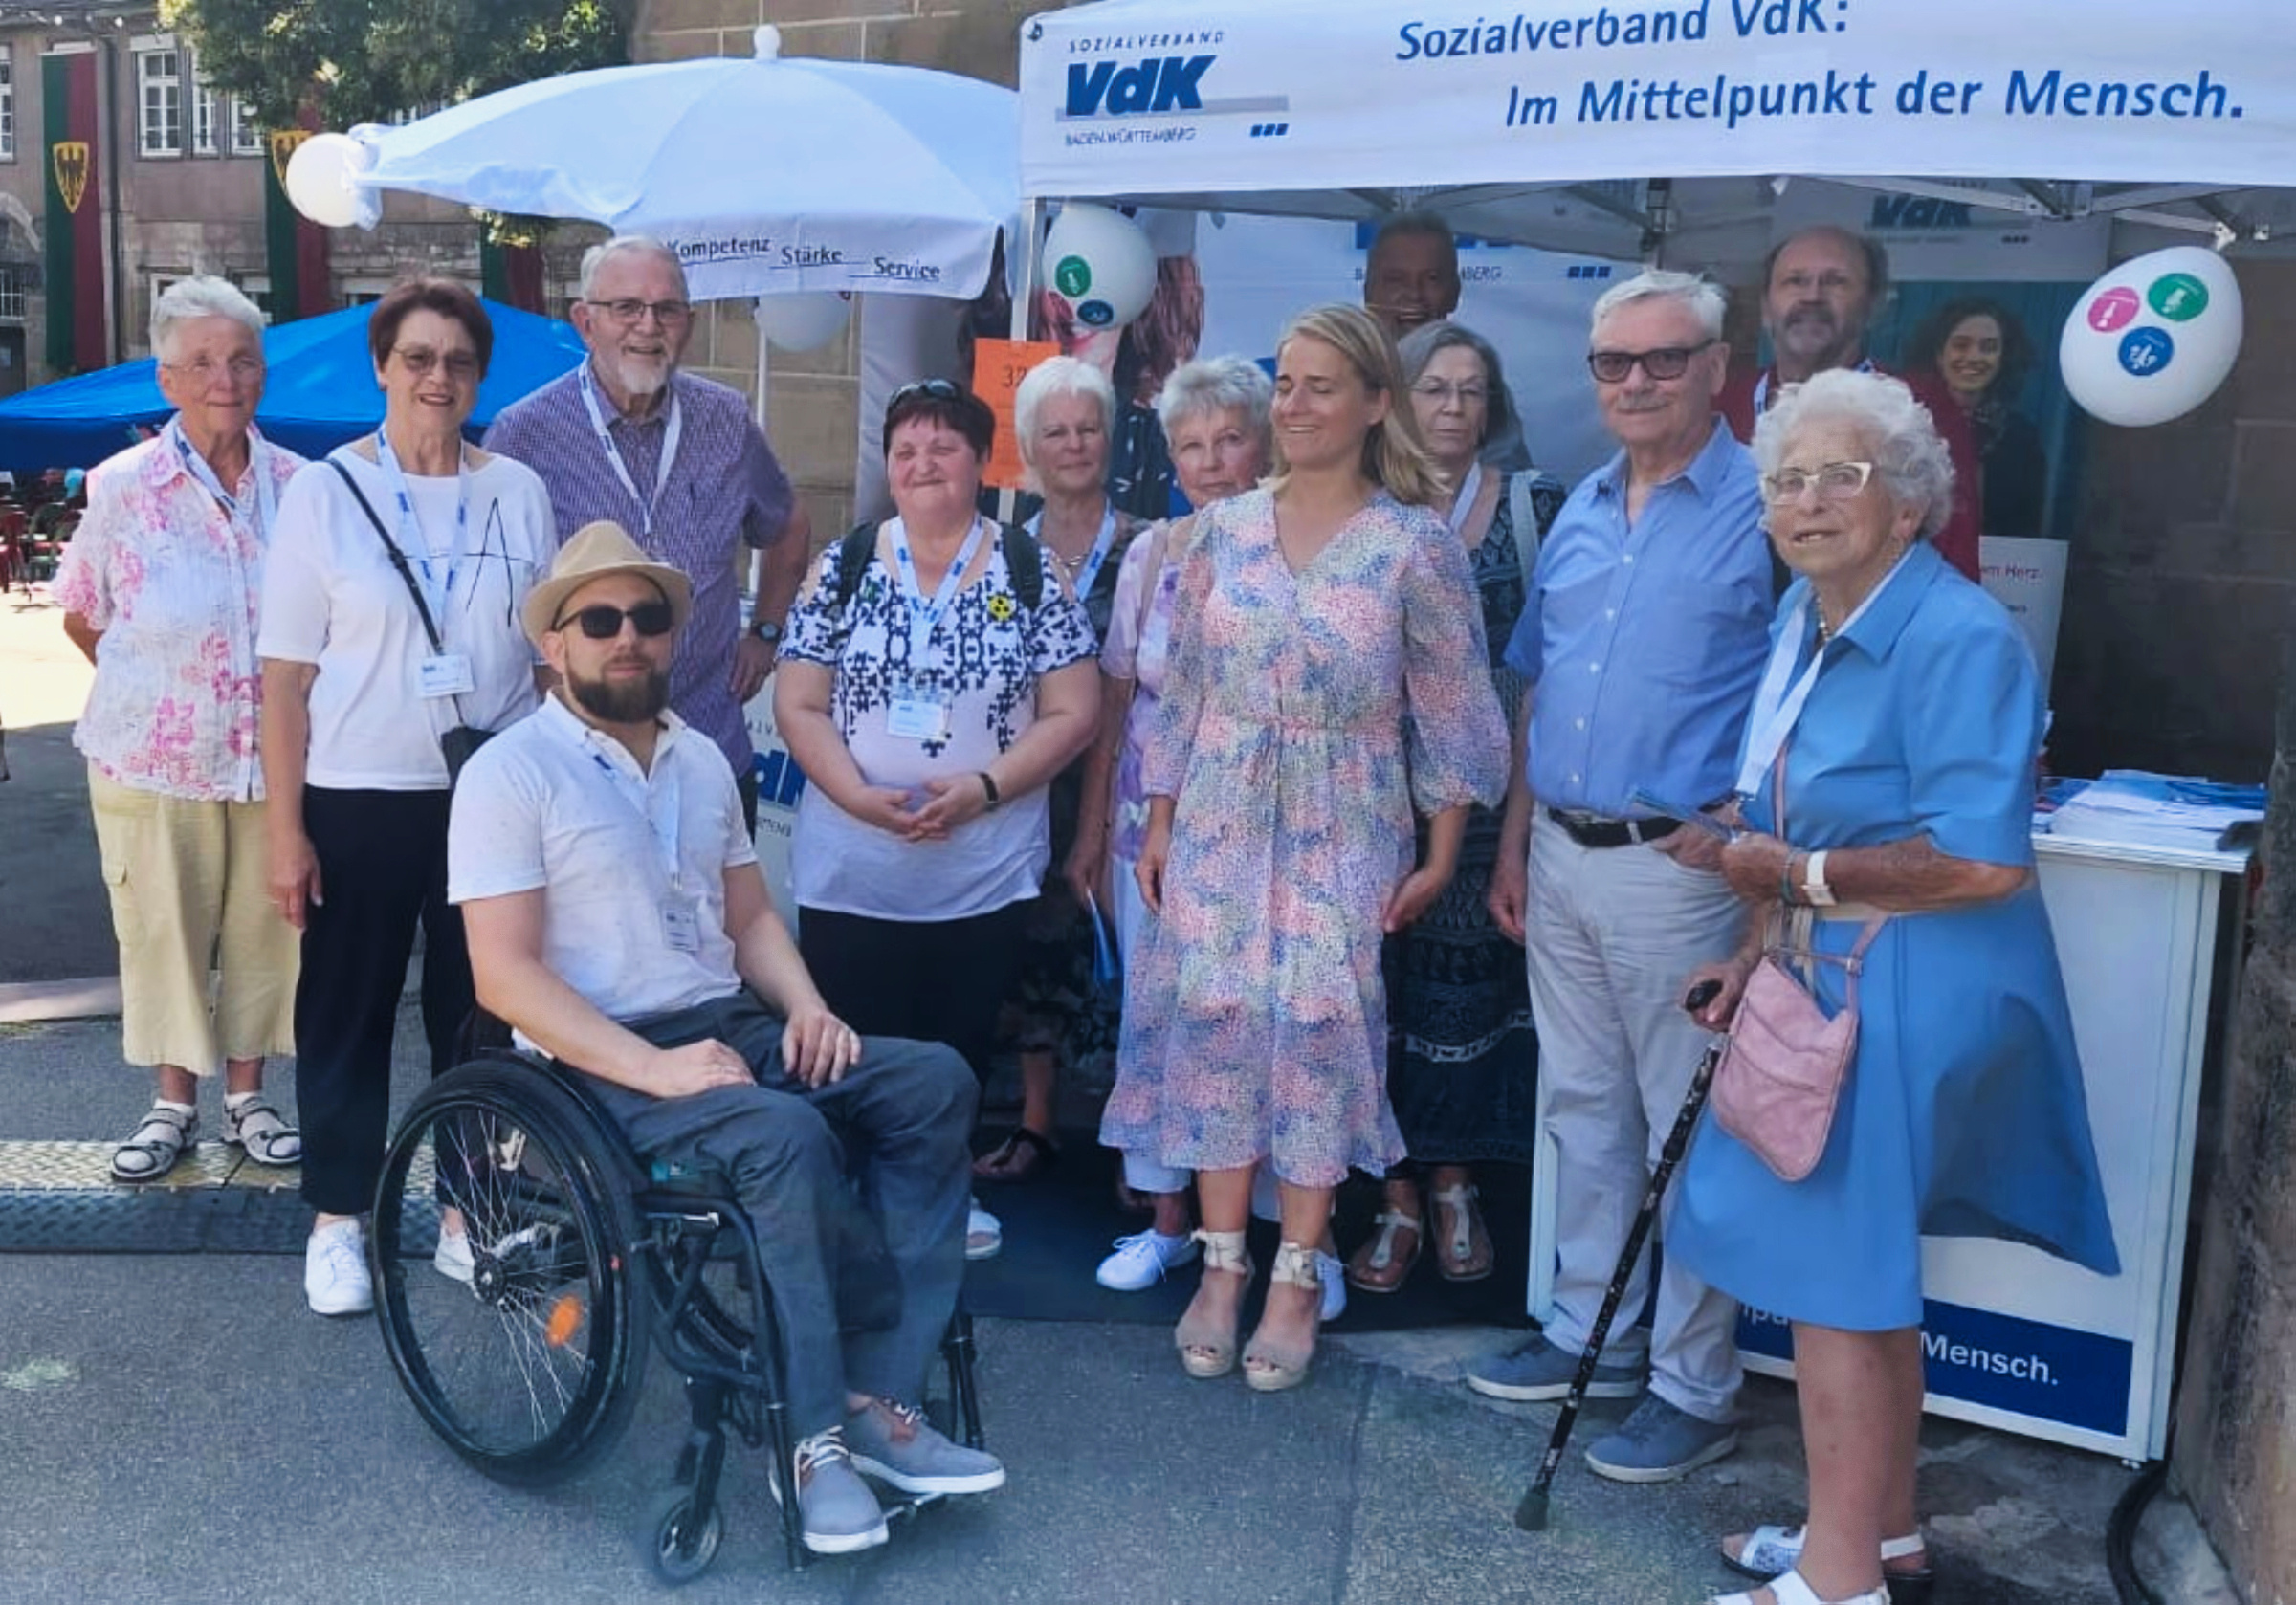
[448,693,758,1023]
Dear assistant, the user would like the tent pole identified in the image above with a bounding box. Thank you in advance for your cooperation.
[753,299,771,429]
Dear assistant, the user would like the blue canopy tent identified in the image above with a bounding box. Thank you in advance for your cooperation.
[0,299,586,473]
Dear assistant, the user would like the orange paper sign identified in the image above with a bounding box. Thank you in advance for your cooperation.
[974,339,1060,491]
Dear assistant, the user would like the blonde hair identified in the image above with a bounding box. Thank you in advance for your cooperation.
[1269,303,1443,507]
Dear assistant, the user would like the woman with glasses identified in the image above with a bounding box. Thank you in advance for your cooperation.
[1103,305,1508,1392]
[972,356,1143,1187]
[258,277,554,1317]
[776,380,1100,1260]
[54,276,306,1184]
[1343,321,1566,1297]
[1669,371,2116,1605]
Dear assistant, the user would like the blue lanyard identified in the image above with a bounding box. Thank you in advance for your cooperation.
[890,516,989,669]
[578,363,683,542]
[372,427,472,628]
[582,726,687,891]
[1733,546,1915,801]
[166,417,276,540]
[1027,505,1118,605]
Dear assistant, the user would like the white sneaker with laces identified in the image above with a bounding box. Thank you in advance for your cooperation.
[1095,1229,1200,1291]
[433,1225,475,1286]
[305,1219,373,1316]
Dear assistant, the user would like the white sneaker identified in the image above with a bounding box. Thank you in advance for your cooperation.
[433,1225,475,1286]
[965,1199,1003,1262]
[1095,1229,1200,1291]
[1318,1250,1348,1323]
[305,1219,373,1316]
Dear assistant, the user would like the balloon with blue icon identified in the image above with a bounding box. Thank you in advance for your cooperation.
[1042,204,1157,332]
[2059,247,2243,428]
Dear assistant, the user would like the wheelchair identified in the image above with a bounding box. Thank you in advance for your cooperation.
[368,1044,986,1585]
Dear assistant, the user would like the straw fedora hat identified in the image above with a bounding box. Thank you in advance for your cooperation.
[521,520,694,646]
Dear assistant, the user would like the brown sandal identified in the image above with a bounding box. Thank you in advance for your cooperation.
[1176,1230,1251,1378]
[1431,1183,1494,1283]
[971,1125,1060,1183]
[1343,1208,1422,1293]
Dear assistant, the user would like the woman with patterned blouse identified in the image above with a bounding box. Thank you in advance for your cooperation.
[775,381,1100,1259]
[55,277,305,1183]
[1103,305,1510,1392]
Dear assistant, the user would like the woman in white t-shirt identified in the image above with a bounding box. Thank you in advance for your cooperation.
[257,278,551,1318]
[776,381,1100,1255]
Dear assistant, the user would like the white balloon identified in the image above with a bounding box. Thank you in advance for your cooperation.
[753,291,852,352]
[1042,203,1157,332]
[2059,246,2243,429]
[283,132,365,230]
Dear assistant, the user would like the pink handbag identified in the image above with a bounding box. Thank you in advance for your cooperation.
[1711,754,1888,1182]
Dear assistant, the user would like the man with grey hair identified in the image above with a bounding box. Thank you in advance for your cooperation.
[486,235,811,833]
[1468,269,1771,1483]
[1362,212,1531,473]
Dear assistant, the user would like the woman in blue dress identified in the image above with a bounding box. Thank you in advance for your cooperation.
[1669,370,2118,1605]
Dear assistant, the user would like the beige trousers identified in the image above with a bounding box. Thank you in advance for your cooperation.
[87,765,298,1075]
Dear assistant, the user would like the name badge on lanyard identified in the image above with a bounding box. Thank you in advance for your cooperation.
[1026,505,1120,605]
[886,516,987,744]
[167,418,276,542]
[373,427,474,636]
[579,363,683,543]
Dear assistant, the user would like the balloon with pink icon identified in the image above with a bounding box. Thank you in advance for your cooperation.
[2061,247,2242,427]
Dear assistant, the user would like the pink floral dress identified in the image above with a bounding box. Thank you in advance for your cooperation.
[53,429,303,801]
[1099,488,1510,1186]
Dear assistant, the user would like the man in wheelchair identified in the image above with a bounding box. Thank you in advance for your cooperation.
[445,521,1003,1554]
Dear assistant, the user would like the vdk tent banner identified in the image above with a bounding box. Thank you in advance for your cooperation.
[1022,0,2295,198]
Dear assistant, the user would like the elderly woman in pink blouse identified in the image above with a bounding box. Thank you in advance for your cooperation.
[55,276,304,1183]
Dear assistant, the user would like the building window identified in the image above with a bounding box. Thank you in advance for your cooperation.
[192,72,218,157]
[229,99,263,157]
[138,48,184,157]
[233,275,273,318]
[0,268,24,320]
[0,49,15,163]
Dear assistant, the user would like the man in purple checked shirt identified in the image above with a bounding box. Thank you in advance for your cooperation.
[486,234,813,832]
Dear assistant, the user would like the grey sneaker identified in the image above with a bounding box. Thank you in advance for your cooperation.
[1465,1332,1642,1403]
[771,1429,888,1554]
[1583,1392,1738,1484]
[845,1397,1006,1496]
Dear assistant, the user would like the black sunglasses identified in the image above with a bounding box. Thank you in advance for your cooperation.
[559,601,675,640]
[889,378,963,406]
[1584,341,1718,384]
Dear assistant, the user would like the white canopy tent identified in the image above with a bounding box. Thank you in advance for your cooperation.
[1017,0,2296,274]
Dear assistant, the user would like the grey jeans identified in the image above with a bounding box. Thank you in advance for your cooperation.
[580,991,977,1438]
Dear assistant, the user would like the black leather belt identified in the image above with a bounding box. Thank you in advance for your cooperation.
[1546,807,1682,849]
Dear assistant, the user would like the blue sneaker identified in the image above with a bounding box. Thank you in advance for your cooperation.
[1465,1332,1642,1402]
[1583,1392,1738,1484]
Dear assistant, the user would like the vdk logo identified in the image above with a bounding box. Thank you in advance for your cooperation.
[1066,55,1215,117]
[1061,53,1288,126]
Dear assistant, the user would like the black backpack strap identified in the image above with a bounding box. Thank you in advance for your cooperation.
[998,521,1042,612]
[833,521,879,611]
[329,455,443,652]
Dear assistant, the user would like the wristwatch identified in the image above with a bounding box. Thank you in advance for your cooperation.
[1801,849,1839,908]
[748,618,784,644]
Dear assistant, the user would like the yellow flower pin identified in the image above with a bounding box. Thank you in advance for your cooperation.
[986,592,1017,623]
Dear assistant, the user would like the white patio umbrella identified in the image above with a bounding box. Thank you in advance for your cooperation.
[343,26,1018,307]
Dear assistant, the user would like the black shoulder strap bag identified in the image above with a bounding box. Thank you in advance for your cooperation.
[328,455,494,783]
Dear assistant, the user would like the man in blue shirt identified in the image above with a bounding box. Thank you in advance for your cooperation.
[1468,271,1774,1484]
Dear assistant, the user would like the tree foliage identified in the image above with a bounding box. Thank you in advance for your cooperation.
[158,0,632,128]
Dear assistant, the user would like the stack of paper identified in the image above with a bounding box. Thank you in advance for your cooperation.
[2042,770,2265,854]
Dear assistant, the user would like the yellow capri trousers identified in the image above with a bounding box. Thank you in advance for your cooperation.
[87,766,298,1075]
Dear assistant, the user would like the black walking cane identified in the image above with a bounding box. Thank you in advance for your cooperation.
[1515,978,1725,1532]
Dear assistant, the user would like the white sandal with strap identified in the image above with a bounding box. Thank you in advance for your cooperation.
[1726,1526,1932,1591]
[223,1097,302,1167]
[1711,1569,1889,1605]
[111,1105,198,1183]
[1429,1182,1494,1283]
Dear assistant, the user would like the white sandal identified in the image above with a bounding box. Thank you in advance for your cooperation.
[1725,1526,1932,1593]
[111,1105,198,1182]
[1343,1207,1421,1293]
[223,1098,302,1167]
[1711,1569,1889,1605]
[1429,1182,1494,1282]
